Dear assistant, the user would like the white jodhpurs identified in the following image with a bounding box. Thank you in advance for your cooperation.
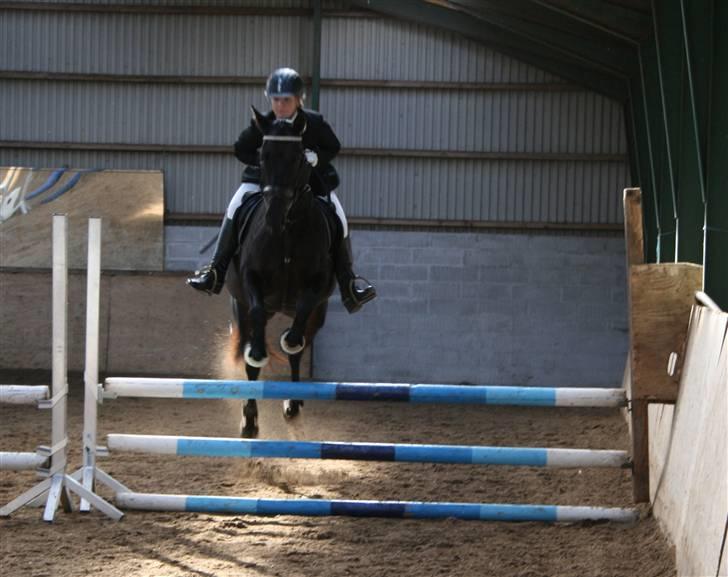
[225,183,349,238]
[226,182,261,219]
[329,191,348,238]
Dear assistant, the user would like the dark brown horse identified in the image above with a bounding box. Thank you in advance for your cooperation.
[226,107,337,437]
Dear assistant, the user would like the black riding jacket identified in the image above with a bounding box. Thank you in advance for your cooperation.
[234,108,341,195]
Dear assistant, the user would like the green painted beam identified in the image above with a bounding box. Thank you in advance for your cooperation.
[653,0,705,263]
[652,0,680,216]
[675,100,707,264]
[623,100,640,187]
[705,0,728,308]
[350,0,627,101]
[530,0,650,43]
[641,36,676,262]
[680,0,711,202]
[447,0,637,76]
[678,0,713,271]
[631,75,658,262]
[310,0,322,110]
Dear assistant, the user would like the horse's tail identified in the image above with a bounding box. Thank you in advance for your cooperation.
[228,299,248,366]
[228,315,245,366]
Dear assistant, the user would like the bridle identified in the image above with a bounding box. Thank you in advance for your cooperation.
[260,134,311,230]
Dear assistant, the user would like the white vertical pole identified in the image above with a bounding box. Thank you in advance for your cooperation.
[45,214,71,522]
[80,217,101,512]
[1,215,123,521]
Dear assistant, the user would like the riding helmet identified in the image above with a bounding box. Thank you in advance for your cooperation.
[265,67,305,99]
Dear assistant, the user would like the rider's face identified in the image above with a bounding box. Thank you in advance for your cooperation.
[271,96,300,119]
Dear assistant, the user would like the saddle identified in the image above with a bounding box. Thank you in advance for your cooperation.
[234,192,343,254]
[234,192,264,247]
[315,195,344,253]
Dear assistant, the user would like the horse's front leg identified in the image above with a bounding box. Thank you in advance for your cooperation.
[280,283,323,355]
[244,270,269,367]
[280,282,324,419]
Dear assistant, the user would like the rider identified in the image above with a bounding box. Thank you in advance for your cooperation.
[187,67,376,313]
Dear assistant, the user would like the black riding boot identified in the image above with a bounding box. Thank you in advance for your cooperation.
[187,217,237,295]
[336,237,376,313]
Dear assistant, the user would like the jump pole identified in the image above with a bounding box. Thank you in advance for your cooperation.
[0,215,122,521]
[0,385,49,405]
[107,434,630,468]
[103,378,627,408]
[116,492,639,523]
[0,386,49,471]
[0,453,48,470]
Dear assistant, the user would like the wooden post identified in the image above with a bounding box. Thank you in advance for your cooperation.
[623,188,703,502]
[623,188,650,502]
[623,188,645,266]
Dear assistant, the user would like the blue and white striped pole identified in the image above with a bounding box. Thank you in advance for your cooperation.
[107,434,630,468]
[104,378,626,408]
[116,492,638,523]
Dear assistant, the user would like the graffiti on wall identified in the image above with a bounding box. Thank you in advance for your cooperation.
[0,167,99,223]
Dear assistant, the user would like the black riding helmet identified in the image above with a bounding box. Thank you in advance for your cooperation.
[265,67,305,99]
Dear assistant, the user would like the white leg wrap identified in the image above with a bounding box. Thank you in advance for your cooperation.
[226,182,261,219]
[329,191,349,238]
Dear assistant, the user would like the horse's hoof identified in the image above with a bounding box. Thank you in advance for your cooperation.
[280,329,305,355]
[241,405,259,438]
[283,399,303,419]
[241,423,259,438]
[244,343,269,368]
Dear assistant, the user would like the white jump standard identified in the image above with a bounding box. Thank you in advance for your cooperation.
[0,216,122,522]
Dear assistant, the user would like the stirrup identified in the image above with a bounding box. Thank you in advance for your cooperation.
[342,276,376,313]
[187,265,222,295]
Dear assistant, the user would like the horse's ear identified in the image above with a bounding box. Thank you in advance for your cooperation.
[251,106,269,134]
[292,111,307,135]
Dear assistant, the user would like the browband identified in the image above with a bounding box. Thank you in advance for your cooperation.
[262,135,302,142]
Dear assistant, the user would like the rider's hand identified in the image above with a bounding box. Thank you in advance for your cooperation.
[304,149,318,167]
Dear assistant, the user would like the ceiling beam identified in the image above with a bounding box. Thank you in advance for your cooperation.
[529,0,651,43]
[350,0,628,101]
[443,0,638,76]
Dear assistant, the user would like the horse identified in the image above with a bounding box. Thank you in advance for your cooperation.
[225,106,338,438]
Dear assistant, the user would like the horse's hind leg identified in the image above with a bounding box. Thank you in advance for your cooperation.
[241,399,259,438]
[244,271,269,367]
[283,352,304,419]
[241,362,260,438]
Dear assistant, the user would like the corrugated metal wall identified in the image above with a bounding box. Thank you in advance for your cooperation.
[322,17,563,82]
[0,11,312,75]
[0,1,630,224]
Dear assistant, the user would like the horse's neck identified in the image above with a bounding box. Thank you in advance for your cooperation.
[288,192,316,229]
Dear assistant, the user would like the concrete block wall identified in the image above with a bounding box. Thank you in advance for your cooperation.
[166,226,629,387]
